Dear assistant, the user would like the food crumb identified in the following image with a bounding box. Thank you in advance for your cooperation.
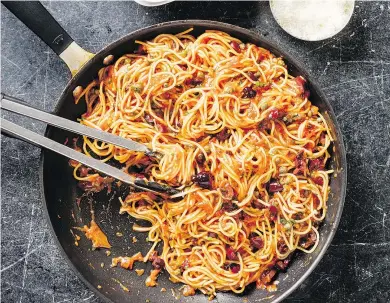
[182,285,195,297]
[135,269,145,276]
[161,287,167,292]
[112,278,129,292]
[76,235,81,240]
[97,285,102,289]
[243,298,248,303]
[101,262,104,268]
[145,300,150,303]
[132,236,138,243]
[106,250,111,256]
[75,241,79,246]
[116,232,123,237]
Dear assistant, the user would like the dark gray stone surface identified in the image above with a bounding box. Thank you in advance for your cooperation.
[1,1,389,302]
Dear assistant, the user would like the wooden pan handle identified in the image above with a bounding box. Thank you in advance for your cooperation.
[2,1,94,76]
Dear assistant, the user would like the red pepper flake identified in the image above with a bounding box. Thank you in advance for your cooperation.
[226,247,238,260]
[268,107,286,120]
[185,77,203,86]
[134,45,147,55]
[215,128,230,141]
[230,263,240,273]
[295,76,306,91]
[313,194,320,208]
[269,205,278,214]
[247,71,259,81]
[156,122,168,133]
[312,176,324,186]
[250,236,264,250]
[295,76,310,98]
[230,41,241,53]
[64,138,69,145]
[308,158,325,171]
[254,84,271,95]
[293,150,307,175]
[269,108,279,120]
[268,182,284,193]
[269,205,278,221]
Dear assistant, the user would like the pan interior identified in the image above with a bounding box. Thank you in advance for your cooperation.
[41,21,346,303]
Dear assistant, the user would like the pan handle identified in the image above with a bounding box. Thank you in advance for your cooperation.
[2,1,94,76]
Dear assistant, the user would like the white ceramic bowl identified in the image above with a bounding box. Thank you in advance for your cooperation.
[270,0,355,41]
[134,0,174,7]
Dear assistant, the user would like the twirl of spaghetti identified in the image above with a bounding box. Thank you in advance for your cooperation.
[73,29,333,297]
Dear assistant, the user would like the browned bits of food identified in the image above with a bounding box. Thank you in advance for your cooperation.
[312,176,324,186]
[78,176,114,193]
[309,157,325,171]
[299,231,317,249]
[103,54,114,65]
[192,171,213,190]
[185,77,203,86]
[242,87,257,99]
[268,108,279,120]
[220,181,235,200]
[111,252,143,270]
[182,285,196,296]
[145,269,161,287]
[195,153,206,165]
[230,263,240,274]
[152,257,165,270]
[226,247,238,261]
[135,269,145,276]
[135,45,147,55]
[207,231,218,238]
[250,236,264,250]
[251,199,267,209]
[72,86,83,98]
[293,150,307,175]
[78,220,111,249]
[269,205,278,221]
[275,255,292,271]
[259,269,277,285]
[268,182,283,193]
[247,71,259,81]
[215,128,230,141]
[295,76,310,98]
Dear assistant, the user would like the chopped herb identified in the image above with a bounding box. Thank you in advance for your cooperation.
[131,83,143,93]
[255,81,267,87]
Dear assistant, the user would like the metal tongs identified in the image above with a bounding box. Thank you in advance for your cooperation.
[0,94,180,197]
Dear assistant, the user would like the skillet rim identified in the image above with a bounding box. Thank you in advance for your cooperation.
[38,19,347,303]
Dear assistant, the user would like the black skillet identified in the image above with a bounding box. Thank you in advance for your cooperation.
[3,2,347,302]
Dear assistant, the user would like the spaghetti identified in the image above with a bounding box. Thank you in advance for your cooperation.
[73,29,333,297]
